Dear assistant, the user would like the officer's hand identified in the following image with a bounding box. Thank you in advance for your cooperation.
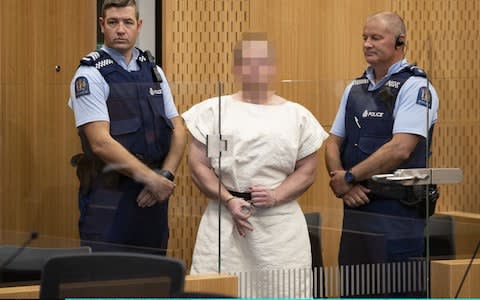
[342,184,370,208]
[226,197,254,237]
[136,188,157,208]
[329,170,352,197]
[144,173,176,203]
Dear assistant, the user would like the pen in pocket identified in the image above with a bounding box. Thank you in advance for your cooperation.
[354,116,361,128]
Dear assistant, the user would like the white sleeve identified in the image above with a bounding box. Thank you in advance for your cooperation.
[330,83,353,138]
[182,98,217,145]
[68,66,110,127]
[297,104,329,160]
[157,66,179,119]
[393,77,440,138]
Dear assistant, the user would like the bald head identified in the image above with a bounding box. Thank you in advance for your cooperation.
[362,11,407,74]
[367,11,406,37]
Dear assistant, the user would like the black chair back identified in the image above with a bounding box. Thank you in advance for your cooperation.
[39,252,185,298]
[426,214,456,259]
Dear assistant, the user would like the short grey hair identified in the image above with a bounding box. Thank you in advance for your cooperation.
[368,11,407,37]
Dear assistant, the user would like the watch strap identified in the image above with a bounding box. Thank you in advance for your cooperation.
[155,169,175,181]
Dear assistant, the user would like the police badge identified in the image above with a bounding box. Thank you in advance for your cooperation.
[75,76,90,98]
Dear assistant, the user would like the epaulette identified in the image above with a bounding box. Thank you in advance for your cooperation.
[80,51,101,63]
[352,71,369,86]
[407,65,427,77]
[138,53,148,63]
[79,51,114,70]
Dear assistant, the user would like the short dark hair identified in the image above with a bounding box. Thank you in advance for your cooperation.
[101,0,139,19]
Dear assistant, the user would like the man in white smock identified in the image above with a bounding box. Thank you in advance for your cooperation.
[182,32,329,298]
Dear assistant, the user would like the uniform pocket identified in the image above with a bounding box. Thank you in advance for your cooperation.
[148,95,174,129]
[110,117,142,149]
[357,136,390,155]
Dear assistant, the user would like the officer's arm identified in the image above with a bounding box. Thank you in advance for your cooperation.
[325,134,353,197]
[325,134,344,175]
[349,132,421,182]
[160,116,187,177]
[81,120,173,191]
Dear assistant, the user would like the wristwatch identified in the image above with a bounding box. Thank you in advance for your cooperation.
[155,169,175,181]
[344,169,356,184]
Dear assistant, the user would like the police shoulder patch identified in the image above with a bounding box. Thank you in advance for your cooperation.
[416,87,432,108]
[75,76,90,98]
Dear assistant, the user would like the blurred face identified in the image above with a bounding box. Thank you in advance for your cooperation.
[362,17,398,68]
[99,6,142,55]
[234,40,276,84]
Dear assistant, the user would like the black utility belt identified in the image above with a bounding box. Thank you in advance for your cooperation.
[364,180,411,201]
[100,159,164,189]
[364,180,439,208]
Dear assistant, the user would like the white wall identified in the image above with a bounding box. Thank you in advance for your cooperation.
[136,0,156,55]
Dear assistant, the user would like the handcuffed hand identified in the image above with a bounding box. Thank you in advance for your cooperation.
[226,197,254,237]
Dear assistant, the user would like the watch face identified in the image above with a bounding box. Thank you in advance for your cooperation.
[345,171,355,183]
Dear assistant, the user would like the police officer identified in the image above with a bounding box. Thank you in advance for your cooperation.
[325,11,439,297]
[68,0,186,254]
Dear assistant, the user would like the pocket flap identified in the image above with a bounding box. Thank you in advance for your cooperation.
[110,118,141,136]
[358,136,390,155]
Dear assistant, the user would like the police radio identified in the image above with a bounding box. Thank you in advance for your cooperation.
[144,50,163,85]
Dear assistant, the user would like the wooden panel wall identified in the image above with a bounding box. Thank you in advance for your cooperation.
[0,0,96,240]
[163,0,480,269]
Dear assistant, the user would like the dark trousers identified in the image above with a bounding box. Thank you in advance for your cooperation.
[339,202,426,298]
[78,177,169,255]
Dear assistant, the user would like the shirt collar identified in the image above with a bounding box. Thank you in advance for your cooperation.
[365,59,409,90]
[101,46,140,71]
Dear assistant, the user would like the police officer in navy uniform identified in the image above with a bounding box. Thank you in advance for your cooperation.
[68,0,186,254]
[325,11,439,297]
